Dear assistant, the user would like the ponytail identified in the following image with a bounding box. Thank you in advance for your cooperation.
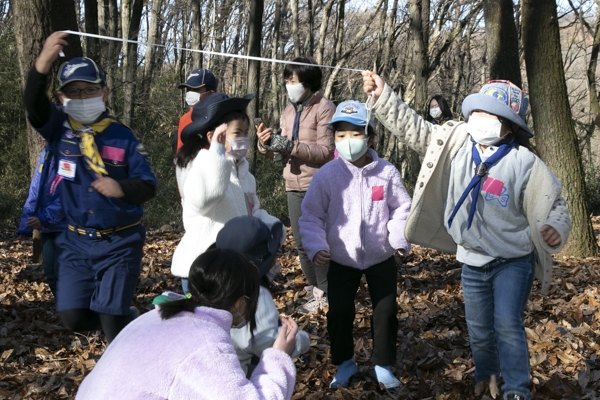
[158,297,198,320]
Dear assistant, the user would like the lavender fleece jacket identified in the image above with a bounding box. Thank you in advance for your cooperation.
[76,307,296,400]
[299,149,411,269]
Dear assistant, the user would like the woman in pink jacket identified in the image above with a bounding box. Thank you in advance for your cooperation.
[257,57,335,314]
[76,249,298,400]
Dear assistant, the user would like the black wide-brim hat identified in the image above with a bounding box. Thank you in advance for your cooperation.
[180,93,254,144]
[215,216,283,278]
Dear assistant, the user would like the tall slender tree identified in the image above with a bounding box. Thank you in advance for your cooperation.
[11,0,82,176]
[121,0,143,126]
[522,0,598,256]
[246,0,264,173]
[483,0,521,86]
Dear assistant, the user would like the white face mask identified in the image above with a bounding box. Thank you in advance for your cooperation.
[226,137,249,160]
[62,96,106,125]
[467,115,503,145]
[335,137,369,162]
[185,91,201,106]
[286,82,307,103]
[430,107,442,119]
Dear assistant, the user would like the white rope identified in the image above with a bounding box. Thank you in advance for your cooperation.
[61,30,366,73]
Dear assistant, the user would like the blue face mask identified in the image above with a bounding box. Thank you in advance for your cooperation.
[335,137,369,162]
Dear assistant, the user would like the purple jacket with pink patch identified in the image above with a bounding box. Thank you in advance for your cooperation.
[299,149,412,270]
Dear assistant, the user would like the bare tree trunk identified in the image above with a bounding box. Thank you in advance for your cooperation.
[315,0,335,65]
[144,0,163,80]
[121,0,143,126]
[100,0,120,111]
[483,0,521,86]
[270,0,283,126]
[190,0,203,67]
[12,0,82,177]
[246,0,264,174]
[405,0,429,194]
[290,0,301,58]
[522,0,598,256]
[306,0,314,56]
[84,0,100,60]
[332,0,346,66]
[374,0,389,72]
[380,0,399,78]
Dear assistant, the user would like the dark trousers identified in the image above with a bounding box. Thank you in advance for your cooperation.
[327,257,398,366]
[287,191,328,293]
[41,232,61,298]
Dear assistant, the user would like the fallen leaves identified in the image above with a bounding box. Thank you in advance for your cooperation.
[1,218,600,398]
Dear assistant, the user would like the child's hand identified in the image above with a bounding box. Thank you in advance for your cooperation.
[273,317,298,355]
[540,224,561,247]
[313,250,331,267]
[92,174,124,198]
[25,217,42,230]
[257,123,272,145]
[362,71,385,100]
[36,32,69,74]
[213,123,228,145]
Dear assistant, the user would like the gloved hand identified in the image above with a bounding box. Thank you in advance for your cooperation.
[265,133,294,154]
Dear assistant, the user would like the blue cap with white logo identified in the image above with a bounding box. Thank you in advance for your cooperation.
[329,100,375,130]
[57,57,106,90]
[178,68,218,90]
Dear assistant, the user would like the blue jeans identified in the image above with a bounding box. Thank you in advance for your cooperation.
[461,253,534,400]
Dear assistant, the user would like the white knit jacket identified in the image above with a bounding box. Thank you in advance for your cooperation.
[171,143,281,278]
[373,84,571,294]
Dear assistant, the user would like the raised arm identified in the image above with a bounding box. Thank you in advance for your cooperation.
[362,71,440,157]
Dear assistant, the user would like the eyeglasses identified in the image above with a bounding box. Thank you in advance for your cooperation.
[61,87,103,98]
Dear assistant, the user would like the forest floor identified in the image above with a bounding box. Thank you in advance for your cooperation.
[1,218,600,399]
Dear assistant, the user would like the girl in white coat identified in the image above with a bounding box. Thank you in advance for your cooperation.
[172,93,282,293]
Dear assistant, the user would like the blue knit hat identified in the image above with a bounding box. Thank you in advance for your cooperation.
[329,100,375,131]
[57,57,106,90]
[462,80,533,138]
[215,216,283,278]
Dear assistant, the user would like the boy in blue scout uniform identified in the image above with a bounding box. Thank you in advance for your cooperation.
[23,32,157,343]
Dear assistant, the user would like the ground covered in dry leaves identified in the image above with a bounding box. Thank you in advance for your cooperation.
[1,218,600,399]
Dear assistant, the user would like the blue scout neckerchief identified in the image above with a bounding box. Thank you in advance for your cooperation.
[291,94,315,141]
[447,139,518,229]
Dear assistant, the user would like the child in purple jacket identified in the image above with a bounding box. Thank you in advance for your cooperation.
[299,100,412,390]
[18,144,66,298]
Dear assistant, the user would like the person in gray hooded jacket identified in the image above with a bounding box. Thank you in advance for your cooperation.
[362,72,571,400]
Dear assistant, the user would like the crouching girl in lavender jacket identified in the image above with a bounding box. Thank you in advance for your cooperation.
[299,101,411,390]
[76,249,298,400]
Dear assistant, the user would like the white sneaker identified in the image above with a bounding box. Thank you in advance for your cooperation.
[296,287,327,314]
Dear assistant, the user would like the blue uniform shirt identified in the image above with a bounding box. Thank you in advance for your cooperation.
[35,105,157,230]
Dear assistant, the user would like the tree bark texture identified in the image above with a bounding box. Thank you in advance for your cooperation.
[290,0,301,58]
[246,0,264,174]
[522,0,598,256]
[84,0,100,60]
[11,0,82,177]
[483,0,522,87]
[121,0,143,126]
[144,0,164,80]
